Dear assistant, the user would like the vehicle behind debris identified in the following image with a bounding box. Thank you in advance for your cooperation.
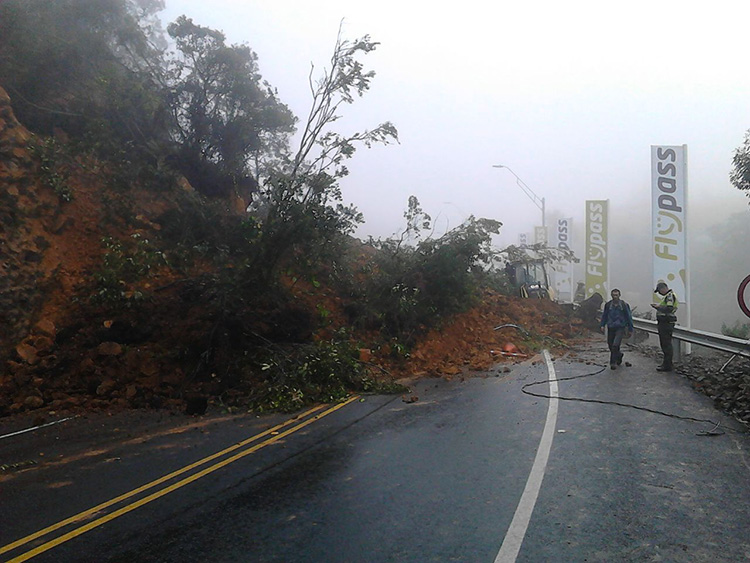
[505,258,554,300]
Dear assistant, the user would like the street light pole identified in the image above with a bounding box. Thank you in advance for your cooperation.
[492,164,546,228]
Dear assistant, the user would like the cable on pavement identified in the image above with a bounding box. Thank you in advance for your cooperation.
[520,363,745,436]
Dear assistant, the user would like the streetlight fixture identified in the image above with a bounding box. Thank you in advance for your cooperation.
[492,164,546,228]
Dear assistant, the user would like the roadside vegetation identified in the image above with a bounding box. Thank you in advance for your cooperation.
[1,1,746,418]
[722,322,750,340]
[0,0,580,415]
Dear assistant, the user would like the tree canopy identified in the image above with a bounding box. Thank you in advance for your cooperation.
[165,16,295,199]
[0,0,167,142]
[731,130,750,202]
[0,0,296,199]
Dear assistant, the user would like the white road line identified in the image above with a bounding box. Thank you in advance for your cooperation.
[0,416,76,441]
[494,350,559,563]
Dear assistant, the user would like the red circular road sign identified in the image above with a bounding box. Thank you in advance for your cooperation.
[739,274,750,319]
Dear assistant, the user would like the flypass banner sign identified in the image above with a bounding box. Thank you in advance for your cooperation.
[554,218,573,302]
[585,200,608,299]
[651,145,687,304]
[534,226,547,245]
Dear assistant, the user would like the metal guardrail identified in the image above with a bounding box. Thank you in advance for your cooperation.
[632,318,750,358]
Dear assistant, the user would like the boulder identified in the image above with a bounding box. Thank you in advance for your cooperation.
[34,319,57,339]
[15,342,39,365]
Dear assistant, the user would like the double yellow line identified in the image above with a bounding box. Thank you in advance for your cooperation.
[2,397,358,562]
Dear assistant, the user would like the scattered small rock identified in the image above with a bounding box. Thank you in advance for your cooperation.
[34,319,56,339]
[23,395,44,409]
[97,342,123,356]
[15,342,39,365]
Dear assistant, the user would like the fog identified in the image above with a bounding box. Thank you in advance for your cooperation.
[564,205,750,334]
[159,1,750,332]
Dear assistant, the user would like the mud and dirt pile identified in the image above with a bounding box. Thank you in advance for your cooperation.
[2,83,747,428]
[399,291,583,378]
[0,86,214,416]
[0,86,609,418]
[0,86,48,365]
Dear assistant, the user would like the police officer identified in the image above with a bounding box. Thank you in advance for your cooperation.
[651,281,678,372]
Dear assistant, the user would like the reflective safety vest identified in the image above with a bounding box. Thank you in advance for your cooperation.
[656,290,678,323]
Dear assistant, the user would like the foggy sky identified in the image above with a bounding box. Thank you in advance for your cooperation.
[159,1,750,331]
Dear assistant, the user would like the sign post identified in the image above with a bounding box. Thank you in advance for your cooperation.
[555,218,574,302]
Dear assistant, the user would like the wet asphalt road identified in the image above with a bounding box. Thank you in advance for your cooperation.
[2,340,750,562]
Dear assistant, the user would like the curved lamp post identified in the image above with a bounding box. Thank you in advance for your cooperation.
[492,164,546,228]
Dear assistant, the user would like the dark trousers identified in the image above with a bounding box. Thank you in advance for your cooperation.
[657,321,674,367]
[606,326,625,366]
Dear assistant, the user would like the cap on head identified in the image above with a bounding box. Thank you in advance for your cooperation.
[654,281,668,292]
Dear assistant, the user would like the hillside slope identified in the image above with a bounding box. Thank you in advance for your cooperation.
[0,86,588,418]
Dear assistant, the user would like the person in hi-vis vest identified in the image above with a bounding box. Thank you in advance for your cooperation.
[651,281,678,372]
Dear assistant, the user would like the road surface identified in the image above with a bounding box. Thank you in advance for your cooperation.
[1,340,749,562]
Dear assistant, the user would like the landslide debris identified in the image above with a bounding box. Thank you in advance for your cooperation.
[681,353,750,427]
[3,85,747,431]
[0,85,589,418]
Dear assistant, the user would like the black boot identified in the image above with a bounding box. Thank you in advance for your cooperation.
[656,364,673,372]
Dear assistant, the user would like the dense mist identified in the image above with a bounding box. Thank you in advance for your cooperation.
[561,204,750,333]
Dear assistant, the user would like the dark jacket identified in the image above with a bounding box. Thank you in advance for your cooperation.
[600,299,634,331]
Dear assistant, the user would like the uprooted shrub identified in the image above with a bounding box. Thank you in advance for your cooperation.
[355,212,503,346]
[247,334,405,412]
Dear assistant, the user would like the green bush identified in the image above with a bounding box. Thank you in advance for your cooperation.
[249,336,403,413]
[722,321,750,340]
[362,213,502,344]
[29,137,73,202]
[91,234,166,307]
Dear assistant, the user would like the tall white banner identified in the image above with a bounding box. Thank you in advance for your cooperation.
[585,200,608,299]
[651,145,688,323]
[554,218,573,302]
